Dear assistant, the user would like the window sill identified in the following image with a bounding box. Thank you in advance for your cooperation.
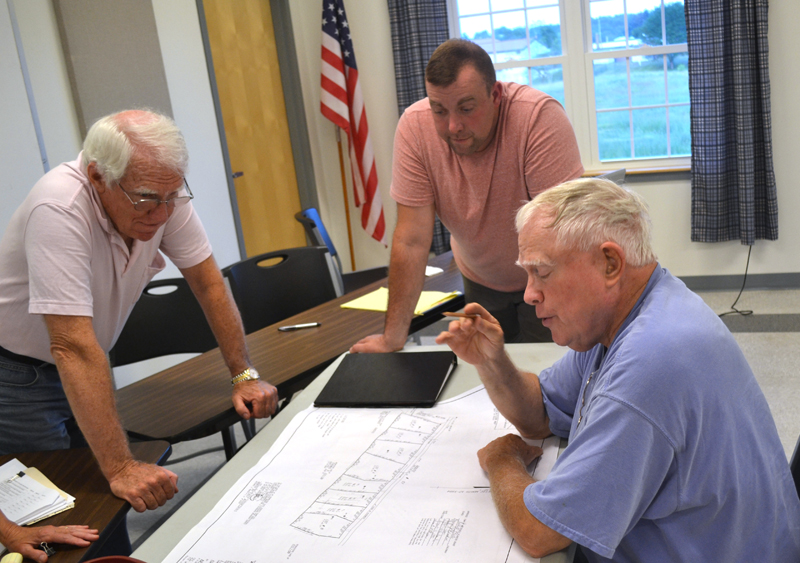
[583,165,690,177]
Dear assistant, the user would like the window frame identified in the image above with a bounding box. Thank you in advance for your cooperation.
[445,0,691,173]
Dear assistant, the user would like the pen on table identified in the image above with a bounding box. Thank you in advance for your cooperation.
[4,471,25,483]
[278,322,321,332]
[442,312,479,319]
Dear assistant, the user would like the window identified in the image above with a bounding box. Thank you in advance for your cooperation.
[447,0,690,171]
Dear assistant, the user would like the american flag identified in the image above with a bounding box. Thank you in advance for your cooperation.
[320,0,386,245]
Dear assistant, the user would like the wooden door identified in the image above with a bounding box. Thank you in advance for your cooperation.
[203,0,306,256]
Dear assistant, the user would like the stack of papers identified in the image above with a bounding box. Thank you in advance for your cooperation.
[0,459,75,526]
[341,287,461,316]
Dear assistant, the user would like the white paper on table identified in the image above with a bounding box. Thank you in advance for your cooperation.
[163,386,559,563]
[0,459,27,481]
[425,266,443,276]
[0,470,61,525]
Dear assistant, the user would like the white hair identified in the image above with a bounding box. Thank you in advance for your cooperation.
[516,178,657,267]
[82,110,188,184]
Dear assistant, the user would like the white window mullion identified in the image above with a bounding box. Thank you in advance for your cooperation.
[572,0,599,169]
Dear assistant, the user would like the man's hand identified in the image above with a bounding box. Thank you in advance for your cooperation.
[435,303,505,366]
[478,434,543,474]
[476,435,570,558]
[107,460,179,513]
[232,379,279,419]
[0,523,99,563]
[349,333,406,354]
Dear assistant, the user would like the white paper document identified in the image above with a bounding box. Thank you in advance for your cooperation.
[164,386,559,563]
[0,459,75,526]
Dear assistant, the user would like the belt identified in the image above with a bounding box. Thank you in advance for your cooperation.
[0,344,45,366]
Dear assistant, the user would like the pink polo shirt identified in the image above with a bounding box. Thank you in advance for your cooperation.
[0,154,212,363]
[391,82,583,292]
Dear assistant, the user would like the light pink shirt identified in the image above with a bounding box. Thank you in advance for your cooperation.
[391,82,583,292]
[0,154,212,363]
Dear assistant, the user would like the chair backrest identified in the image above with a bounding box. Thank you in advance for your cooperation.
[110,277,217,367]
[223,246,339,334]
[295,208,339,261]
[597,168,626,185]
[791,433,800,500]
[294,208,345,295]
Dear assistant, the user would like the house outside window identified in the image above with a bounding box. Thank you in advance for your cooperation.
[447,0,690,171]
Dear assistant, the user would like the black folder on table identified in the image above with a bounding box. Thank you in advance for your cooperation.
[314,351,457,408]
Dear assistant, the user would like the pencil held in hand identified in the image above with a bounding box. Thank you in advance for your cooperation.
[443,312,479,319]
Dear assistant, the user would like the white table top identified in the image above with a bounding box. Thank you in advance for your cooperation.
[133,343,574,563]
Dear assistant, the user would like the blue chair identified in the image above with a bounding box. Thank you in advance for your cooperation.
[295,208,388,295]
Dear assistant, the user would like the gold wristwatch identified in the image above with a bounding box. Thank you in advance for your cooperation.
[231,367,260,386]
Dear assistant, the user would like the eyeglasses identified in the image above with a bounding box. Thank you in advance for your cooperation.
[117,179,194,212]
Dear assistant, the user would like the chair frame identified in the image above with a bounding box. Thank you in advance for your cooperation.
[295,208,387,295]
[791,434,800,500]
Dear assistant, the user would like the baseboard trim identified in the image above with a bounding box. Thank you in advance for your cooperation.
[680,272,800,292]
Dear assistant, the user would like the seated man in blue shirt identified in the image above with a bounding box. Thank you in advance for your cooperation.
[436,177,800,561]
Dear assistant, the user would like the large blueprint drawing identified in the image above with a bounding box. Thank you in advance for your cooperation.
[164,386,559,563]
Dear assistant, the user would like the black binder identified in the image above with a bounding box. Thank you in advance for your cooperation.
[314,351,458,408]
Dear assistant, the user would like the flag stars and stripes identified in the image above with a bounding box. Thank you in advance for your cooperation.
[319,0,386,245]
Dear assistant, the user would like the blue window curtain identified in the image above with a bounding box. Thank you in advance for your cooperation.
[686,0,777,245]
[387,0,452,255]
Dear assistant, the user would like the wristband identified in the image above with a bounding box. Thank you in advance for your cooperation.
[231,367,260,386]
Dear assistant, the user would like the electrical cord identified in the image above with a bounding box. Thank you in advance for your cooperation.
[719,245,754,317]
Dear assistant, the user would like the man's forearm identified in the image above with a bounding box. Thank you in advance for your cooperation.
[54,349,134,480]
[477,354,551,439]
[182,257,250,376]
[192,279,250,375]
[382,239,430,346]
[485,453,568,558]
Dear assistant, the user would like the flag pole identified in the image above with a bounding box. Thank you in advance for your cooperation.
[335,126,357,271]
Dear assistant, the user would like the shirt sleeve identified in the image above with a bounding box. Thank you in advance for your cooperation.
[523,396,677,559]
[538,350,587,438]
[390,109,436,208]
[158,202,213,269]
[523,98,584,199]
[26,203,95,317]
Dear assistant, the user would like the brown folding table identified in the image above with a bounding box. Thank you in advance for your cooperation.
[0,441,171,563]
[115,251,465,458]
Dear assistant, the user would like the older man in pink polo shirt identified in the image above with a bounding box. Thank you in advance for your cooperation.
[0,111,278,524]
[351,39,583,354]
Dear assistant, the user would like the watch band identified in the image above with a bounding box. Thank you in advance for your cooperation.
[231,367,260,386]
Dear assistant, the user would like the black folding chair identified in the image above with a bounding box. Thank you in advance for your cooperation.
[111,277,253,459]
[223,246,339,334]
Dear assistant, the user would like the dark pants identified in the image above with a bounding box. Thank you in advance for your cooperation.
[461,276,552,343]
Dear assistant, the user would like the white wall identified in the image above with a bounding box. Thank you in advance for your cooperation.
[0,1,48,235]
[632,1,800,278]
[288,0,396,272]
[5,0,241,278]
[287,0,800,280]
[151,0,241,272]
[2,0,242,386]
